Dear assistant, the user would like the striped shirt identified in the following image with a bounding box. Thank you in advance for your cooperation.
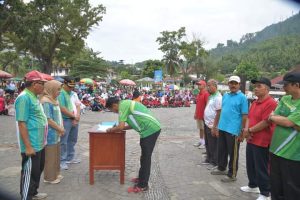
[15,89,48,153]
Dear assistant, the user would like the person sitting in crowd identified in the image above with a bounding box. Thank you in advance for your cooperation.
[0,90,8,115]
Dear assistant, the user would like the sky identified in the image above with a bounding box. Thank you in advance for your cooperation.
[86,0,300,64]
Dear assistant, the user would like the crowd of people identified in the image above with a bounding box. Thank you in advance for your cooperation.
[76,86,194,112]
[2,69,299,199]
[0,78,195,117]
[193,73,300,200]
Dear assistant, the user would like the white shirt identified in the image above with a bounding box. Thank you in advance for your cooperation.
[204,92,222,128]
[70,92,80,116]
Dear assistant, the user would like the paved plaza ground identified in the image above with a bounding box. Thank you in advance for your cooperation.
[0,105,258,200]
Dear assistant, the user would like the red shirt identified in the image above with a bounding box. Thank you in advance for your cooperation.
[195,90,209,120]
[247,96,277,147]
[0,97,5,112]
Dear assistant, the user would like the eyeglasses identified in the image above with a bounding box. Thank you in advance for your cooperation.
[35,81,45,86]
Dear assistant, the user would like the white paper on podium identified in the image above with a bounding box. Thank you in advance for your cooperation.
[97,125,112,132]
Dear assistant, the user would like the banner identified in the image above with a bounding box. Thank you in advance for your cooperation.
[154,69,163,83]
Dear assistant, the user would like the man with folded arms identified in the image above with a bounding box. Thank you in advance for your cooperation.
[240,77,277,200]
[268,72,300,200]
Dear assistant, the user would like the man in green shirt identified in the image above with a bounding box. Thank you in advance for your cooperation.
[268,72,300,200]
[106,97,161,193]
[15,70,48,200]
[58,77,80,170]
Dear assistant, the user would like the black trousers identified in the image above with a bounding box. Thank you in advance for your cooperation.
[138,130,160,188]
[270,153,300,200]
[217,130,240,178]
[204,125,218,165]
[20,148,45,200]
[246,143,270,197]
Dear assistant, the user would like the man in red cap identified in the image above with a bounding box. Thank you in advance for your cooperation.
[194,80,209,150]
[15,70,49,200]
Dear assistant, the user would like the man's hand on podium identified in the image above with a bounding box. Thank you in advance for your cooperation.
[106,122,126,133]
[106,128,114,133]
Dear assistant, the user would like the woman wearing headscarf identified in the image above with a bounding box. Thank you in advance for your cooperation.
[40,80,65,184]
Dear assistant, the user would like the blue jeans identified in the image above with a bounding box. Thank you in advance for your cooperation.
[60,119,79,164]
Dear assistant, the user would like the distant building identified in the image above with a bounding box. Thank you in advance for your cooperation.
[51,68,69,77]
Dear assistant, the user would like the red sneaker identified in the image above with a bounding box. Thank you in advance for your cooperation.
[127,186,148,193]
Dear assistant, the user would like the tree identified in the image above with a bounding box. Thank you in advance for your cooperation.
[7,0,106,74]
[120,71,132,80]
[235,61,259,81]
[226,40,238,48]
[156,27,186,77]
[180,36,208,78]
[217,54,240,74]
[216,43,224,48]
[142,59,163,78]
[0,0,24,50]
[69,47,107,78]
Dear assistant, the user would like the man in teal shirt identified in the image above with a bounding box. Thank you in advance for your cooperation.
[268,72,300,200]
[106,97,161,193]
[15,70,48,200]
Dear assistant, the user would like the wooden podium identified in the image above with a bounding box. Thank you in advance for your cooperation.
[88,125,125,185]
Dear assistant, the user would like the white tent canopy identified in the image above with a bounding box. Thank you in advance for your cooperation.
[136,77,154,82]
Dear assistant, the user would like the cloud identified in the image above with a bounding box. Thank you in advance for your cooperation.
[86,0,299,63]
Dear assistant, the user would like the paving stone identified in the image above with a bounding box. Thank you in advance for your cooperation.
[0,105,257,199]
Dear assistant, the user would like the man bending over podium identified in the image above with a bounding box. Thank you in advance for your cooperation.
[106,97,161,193]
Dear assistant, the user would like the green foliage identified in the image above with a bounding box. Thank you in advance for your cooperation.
[180,37,208,78]
[235,61,259,81]
[213,73,225,82]
[142,60,163,78]
[210,12,300,75]
[120,71,132,80]
[217,54,240,74]
[69,48,107,79]
[5,0,106,74]
[0,0,24,51]
[156,27,186,77]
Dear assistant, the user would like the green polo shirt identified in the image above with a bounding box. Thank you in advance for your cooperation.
[269,95,300,161]
[119,100,161,138]
[58,88,74,119]
[15,89,48,153]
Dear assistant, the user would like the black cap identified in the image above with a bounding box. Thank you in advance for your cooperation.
[280,72,300,84]
[251,77,271,88]
[132,90,140,99]
[64,76,76,87]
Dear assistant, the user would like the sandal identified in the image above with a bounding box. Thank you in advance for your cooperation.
[127,186,148,193]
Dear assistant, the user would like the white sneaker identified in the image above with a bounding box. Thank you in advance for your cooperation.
[32,193,47,200]
[66,158,81,164]
[44,178,60,184]
[198,144,205,149]
[207,165,218,170]
[60,163,68,170]
[240,186,260,194]
[193,142,201,147]
[256,194,270,200]
[57,174,64,180]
